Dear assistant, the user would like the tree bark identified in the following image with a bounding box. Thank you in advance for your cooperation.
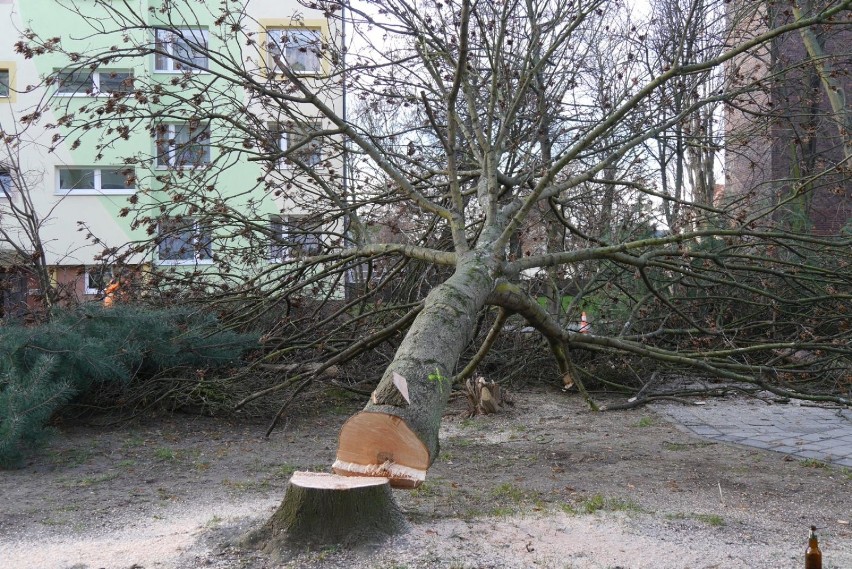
[333,251,496,487]
[245,471,405,553]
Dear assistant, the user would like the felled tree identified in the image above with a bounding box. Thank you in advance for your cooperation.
[14,0,852,548]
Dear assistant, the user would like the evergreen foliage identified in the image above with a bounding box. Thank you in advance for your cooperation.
[0,355,74,468]
[0,305,258,467]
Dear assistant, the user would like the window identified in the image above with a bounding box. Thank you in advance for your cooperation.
[155,28,209,72]
[271,121,322,167]
[269,215,322,260]
[56,167,136,194]
[156,122,211,168]
[84,266,113,295]
[0,168,13,199]
[0,69,9,97]
[55,69,134,96]
[267,29,322,74]
[158,218,213,263]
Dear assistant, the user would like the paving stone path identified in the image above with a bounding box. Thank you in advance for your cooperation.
[654,396,852,468]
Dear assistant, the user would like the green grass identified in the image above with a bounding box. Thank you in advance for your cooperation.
[153,447,176,461]
[222,478,270,492]
[799,458,829,469]
[666,512,726,527]
[663,441,691,451]
[273,464,298,478]
[636,416,654,428]
[49,448,94,467]
[695,514,726,527]
[562,493,643,515]
[60,472,120,488]
[491,482,526,503]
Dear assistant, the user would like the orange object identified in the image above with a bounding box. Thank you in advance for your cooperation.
[103,280,121,308]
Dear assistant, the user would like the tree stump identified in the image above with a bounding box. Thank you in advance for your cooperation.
[245,471,405,554]
[464,376,511,416]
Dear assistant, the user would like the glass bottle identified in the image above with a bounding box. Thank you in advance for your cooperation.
[805,525,822,569]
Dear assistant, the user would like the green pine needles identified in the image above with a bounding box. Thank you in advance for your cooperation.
[0,304,258,467]
[0,355,73,468]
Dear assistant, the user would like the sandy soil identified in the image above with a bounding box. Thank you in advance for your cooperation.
[1,388,850,569]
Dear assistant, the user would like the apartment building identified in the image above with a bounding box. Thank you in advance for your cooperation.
[0,0,342,315]
[724,1,850,235]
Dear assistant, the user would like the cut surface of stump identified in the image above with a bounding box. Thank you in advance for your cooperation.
[246,471,405,553]
[332,411,429,488]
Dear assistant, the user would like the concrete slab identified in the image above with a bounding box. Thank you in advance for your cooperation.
[652,397,852,468]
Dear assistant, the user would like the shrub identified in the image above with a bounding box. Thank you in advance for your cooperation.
[0,304,258,467]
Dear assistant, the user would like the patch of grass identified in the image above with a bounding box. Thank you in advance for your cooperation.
[118,459,136,469]
[49,448,93,467]
[563,493,642,515]
[662,441,692,451]
[439,450,455,462]
[411,480,441,498]
[489,506,515,517]
[695,514,726,527]
[222,478,270,492]
[607,497,642,512]
[76,472,120,487]
[799,458,829,469]
[273,464,298,478]
[636,416,654,428]
[560,503,578,515]
[452,437,474,448]
[121,436,146,448]
[153,447,175,461]
[491,482,526,503]
[666,512,726,527]
[581,493,606,514]
[205,515,223,528]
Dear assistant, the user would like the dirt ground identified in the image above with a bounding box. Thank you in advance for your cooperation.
[1,388,850,569]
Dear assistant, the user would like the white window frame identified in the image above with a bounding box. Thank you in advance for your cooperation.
[0,168,14,200]
[268,214,322,261]
[157,217,213,265]
[271,121,322,168]
[156,122,211,169]
[266,28,322,75]
[154,28,209,72]
[84,266,113,295]
[55,167,136,195]
[54,69,135,97]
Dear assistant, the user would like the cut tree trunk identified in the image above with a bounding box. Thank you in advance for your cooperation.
[251,254,496,553]
[245,471,405,553]
[333,252,496,487]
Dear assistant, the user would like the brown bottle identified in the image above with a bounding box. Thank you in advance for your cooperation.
[805,525,822,569]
